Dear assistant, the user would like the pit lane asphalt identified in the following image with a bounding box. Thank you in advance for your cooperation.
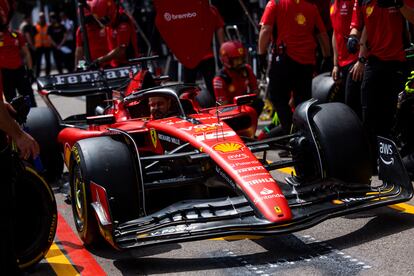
[28,93,414,275]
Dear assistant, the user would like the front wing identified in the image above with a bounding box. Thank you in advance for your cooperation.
[109,137,412,249]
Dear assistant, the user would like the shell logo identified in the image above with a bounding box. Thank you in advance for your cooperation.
[295,13,306,25]
[213,142,244,153]
[238,47,244,55]
[330,5,334,15]
[366,6,374,17]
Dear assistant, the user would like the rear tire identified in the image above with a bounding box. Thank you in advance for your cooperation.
[26,107,63,181]
[309,102,372,184]
[15,165,57,271]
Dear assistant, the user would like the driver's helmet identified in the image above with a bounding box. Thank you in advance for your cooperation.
[88,0,117,26]
[219,40,247,70]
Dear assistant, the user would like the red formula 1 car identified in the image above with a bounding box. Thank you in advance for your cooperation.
[27,63,412,250]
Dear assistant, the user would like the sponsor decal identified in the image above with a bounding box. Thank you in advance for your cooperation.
[295,13,306,25]
[246,177,276,186]
[366,6,374,17]
[237,166,263,173]
[180,123,223,132]
[379,141,394,165]
[260,188,274,195]
[148,224,197,237]
[195,130,236,141]
[254,193,285,204]
[150,129,158,148]
[213,142,244,153]
[216,166,236,189]
[163,12,197,22]
[228,153,249,161]
[274,206,282,214]
[240,172,271,179]
[231,160,261,167]
[158,133,181,145]
[48,66,138,86]
[72,145,81,165]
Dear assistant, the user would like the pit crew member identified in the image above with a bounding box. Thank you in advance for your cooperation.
[0,1,39,273]
[330,0,366,118]
[0,27,36,106]
[258,0,331,134]
[350,0,414,142]
[74,0,109,69]
[213,40,264,115]
[90,0,139,68]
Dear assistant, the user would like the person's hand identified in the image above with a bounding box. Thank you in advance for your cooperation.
[14,130,40,160]
[332,65,340,81]
[257,53,268,75]
[350,60,365,81]
[377,0,404,8]
[347,35,360,54]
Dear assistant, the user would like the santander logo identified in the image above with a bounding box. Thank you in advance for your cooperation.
[260,188,274,195]
[164,12,197,22]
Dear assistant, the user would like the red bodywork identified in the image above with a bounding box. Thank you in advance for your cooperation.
[56,81,292,223]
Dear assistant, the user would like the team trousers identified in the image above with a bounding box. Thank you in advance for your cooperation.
[267,54,313,134]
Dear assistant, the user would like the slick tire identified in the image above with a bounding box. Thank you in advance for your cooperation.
[312,72,338,103]
[15,164,57,271]
[70,136,141,246]
[26,107,63,181]
[309,102,372,184]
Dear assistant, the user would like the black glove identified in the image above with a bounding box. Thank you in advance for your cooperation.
[377,0,404,8]
[257,53,268,75]
[320,56,333,73]
[346,35,360,54]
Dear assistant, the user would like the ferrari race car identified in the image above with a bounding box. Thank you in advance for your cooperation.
[27,63,412,250]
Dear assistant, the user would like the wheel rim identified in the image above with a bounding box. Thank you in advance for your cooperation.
[73,164,87,231]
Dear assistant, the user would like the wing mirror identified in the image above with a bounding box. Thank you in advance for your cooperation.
[233,94,256,106]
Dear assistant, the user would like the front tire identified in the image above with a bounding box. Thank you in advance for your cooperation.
[70,146,100,245]
[310,102,372,184]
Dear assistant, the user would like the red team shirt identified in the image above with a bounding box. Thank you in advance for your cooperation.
[351,0,414,61]
[213,64,258,104]
[330,0,358,67]
[0,30,25,69]
[76,25,109,62]
[260,0,326,65]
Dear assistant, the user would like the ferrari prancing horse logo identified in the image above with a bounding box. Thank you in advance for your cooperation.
[150,129,158,148]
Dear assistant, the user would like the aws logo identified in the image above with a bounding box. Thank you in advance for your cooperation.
[213,142,244,153]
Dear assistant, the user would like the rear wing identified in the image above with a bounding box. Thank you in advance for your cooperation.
[36,65,140,96]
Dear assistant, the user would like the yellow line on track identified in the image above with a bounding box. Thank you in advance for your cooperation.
[389,203,414,214]
[45,243,80,276]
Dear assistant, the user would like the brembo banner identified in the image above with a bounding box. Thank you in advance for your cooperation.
[154,0,217,69]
